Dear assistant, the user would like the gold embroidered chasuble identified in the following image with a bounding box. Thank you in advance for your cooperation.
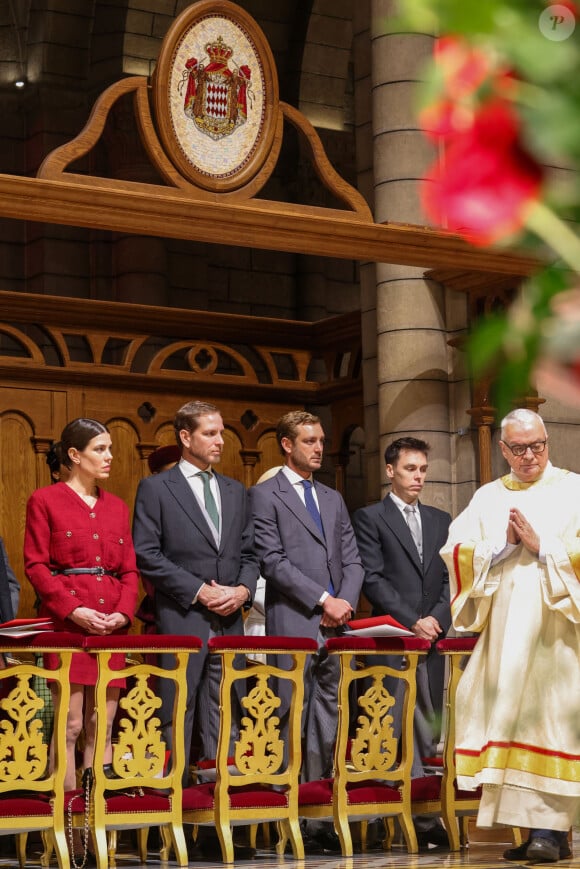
[440,462,580,829]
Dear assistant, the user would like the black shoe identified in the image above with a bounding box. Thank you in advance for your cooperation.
[416,822,450,849]
[527,837,565,864]
[303,829,342,854]
[505,837,571,862]
[504,839,532,861]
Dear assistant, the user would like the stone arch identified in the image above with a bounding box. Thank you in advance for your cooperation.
[299,0,354,131]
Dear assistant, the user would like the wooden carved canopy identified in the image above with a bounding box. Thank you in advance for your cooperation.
[0,0,537,277]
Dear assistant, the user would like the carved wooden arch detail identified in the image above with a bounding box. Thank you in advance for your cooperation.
[37,0,371,219]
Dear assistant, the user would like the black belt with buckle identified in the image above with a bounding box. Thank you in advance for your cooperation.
[55,567,120,578]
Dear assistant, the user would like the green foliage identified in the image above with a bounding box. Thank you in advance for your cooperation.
[468,266,569,414]
[398,0,580,410]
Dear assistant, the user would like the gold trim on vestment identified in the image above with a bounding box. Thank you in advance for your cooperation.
[450,542,476,622]
[457,743,580,784]
[501,467,569,491]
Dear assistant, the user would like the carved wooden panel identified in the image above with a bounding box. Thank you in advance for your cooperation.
[0,411,41,618]
[0,290,363,621]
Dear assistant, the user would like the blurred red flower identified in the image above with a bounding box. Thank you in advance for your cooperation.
[421,100,543,245]
[434,36,491,98]
[420,36,516,141]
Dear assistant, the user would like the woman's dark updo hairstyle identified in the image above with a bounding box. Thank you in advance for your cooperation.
[60,418,109,469]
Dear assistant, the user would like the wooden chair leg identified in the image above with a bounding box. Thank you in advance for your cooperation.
[335,814,354,857]
[275,821,288,856]
[441,804,461,851]
[137,827,149,862]
[107,829,118,867]
[216,822,235,863]
[261,820,271,848]
[512,827,522,846]
[93,825,109,869]
[281,817,304,859]
[159,824,172,861]
[399,812,418,854]
[39,833,49,869]
[16,832,27,869]
[384,817,395,849]
[170,824,189,867]
[359,819,368,851]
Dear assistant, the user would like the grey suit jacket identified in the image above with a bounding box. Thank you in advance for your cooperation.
[249,470,364,640]
[132,464,259,639]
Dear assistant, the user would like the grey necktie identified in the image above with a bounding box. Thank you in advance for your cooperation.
[404,504,422,561]
[198,470,219,531]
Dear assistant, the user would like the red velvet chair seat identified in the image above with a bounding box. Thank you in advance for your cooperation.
[0,794,52,817]
[410,775,442,801]
[299,778,403,807]
[65,788,171,814]
[183,782,289,811]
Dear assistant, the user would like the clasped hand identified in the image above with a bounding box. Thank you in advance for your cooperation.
[412,615,442,642]
[70,607,128,634]
[198,579,247,616]
[321,595,353,628]
[507,507,540,556]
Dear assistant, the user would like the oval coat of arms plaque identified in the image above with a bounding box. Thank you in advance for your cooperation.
[153,0,279,192]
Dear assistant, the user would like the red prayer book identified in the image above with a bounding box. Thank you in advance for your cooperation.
[0,617,55,637]
[346,614,413,637]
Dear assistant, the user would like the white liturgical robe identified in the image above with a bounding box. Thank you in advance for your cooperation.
[441,462,580,830]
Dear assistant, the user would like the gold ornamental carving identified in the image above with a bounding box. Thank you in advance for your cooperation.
[0,675,48,780]
[235,674,284,774]
[349,676,397,774]
[113,674,165,777]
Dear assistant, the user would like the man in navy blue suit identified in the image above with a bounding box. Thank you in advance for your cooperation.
[353,436,451,848]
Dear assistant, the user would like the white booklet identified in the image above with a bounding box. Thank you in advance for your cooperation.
[346,615,413,638]
[0,618,54,638]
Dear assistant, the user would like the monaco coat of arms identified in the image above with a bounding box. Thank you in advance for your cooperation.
[180,36,252,141]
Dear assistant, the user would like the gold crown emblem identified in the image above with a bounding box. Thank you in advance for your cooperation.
[205,36,233,63]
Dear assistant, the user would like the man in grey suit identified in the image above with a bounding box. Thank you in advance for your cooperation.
[249,410,364,850]
[352,436,451,848]
[132,400,259,775]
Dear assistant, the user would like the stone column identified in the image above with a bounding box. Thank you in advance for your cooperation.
[354,0,380,500]
[367,1,454,511]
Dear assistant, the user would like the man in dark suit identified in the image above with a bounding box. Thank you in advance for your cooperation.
[249,410,364,850]
[132,400,259,773]
[352,436,451,848]
[0,536,20,624]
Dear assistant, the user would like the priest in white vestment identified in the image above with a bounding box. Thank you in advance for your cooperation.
[441,409,580,864]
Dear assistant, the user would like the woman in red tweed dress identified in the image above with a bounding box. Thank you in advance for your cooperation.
[24,418,139,790]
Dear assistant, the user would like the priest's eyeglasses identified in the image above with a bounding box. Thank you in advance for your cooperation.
[501,439,547,457]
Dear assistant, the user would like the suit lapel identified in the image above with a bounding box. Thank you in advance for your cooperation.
[316,484,336,547]
[418,503,437,572]
[274,472,326,545]
[164,465,218,548]
[381,495,423,572]
[215,472,232,553]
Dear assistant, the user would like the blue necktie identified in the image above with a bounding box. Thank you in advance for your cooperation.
[302,479,324,537]
[303,479,335,595]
